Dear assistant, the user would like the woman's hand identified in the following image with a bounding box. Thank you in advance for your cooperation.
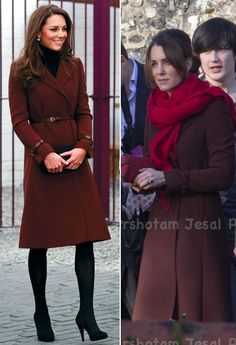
[44,152,69,173]
[133,168,166,191]
[60,148,86,170]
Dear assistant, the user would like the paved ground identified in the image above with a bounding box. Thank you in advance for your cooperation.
[0,225,119,345]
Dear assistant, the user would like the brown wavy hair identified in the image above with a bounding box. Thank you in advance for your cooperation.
[14,4,73,88]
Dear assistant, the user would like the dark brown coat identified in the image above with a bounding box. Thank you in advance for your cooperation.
[8,57,110,248]
[133,99,235,321]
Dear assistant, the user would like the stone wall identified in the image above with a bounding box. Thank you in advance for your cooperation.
[121,0,236,62]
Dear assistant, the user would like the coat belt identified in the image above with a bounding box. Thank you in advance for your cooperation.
[30,116,72,124]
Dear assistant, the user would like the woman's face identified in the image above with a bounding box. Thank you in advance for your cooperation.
[150,45,182,96]
[38,14,68,51]
[199,49,235,86]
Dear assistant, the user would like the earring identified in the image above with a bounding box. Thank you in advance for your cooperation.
[37,36,41,42]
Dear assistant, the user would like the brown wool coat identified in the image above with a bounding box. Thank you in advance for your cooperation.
[8,57,110,248]
[133,99,235,322]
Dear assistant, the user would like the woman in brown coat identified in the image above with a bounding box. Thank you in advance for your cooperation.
[8,5,110,342]
[132,29,236,321]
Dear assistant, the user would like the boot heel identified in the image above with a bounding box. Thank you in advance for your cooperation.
[78,324,85,342]
[75,313,108,342]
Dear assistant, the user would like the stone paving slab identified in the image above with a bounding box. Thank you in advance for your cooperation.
[0,226,120,344]
[0,226,119,272]
[0,262,119,344]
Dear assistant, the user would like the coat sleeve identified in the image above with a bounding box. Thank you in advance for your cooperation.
[8,62,54,164]
[73,58,93,158]
[164,100,235,194]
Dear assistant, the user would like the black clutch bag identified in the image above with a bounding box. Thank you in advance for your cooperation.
[40,145,74,174]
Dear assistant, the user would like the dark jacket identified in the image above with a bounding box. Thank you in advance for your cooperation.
[133,60,151,146]
[121,60,151,269]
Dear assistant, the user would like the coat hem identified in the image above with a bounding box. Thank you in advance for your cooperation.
[19,236,111,249]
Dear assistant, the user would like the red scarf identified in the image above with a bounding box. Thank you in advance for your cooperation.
[148,74,236,170]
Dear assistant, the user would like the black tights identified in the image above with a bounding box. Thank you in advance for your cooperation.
[28,248,48,314]
[28,242,97,328]
[75,242,99,331]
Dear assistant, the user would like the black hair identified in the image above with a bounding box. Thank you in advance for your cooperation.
[192,17,236,56]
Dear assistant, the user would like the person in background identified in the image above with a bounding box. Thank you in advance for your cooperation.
[192,17,236,320]
[8,5,110,342]
[121,42,153,319]
[132,28,236,321]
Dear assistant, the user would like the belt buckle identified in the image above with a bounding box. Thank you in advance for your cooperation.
[49,116,57,123]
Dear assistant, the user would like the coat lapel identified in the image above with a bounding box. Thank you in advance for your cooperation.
[40,59,72,101]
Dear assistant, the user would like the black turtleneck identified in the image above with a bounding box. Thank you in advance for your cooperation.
[40,45,60,78]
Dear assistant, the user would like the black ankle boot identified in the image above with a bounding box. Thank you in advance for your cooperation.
[34,311,55,342]
[75,313,108,342]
